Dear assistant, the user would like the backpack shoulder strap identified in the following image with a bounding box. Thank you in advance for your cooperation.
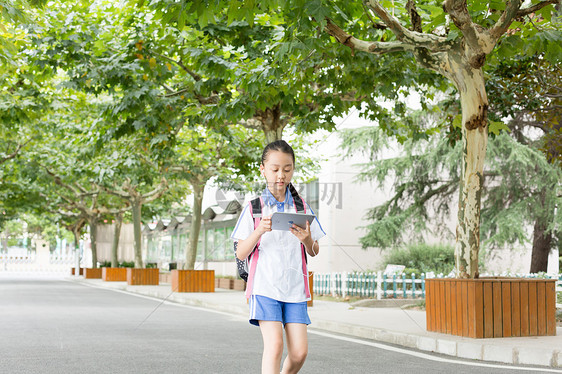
[288,183,305,213]
[250,197,262,218]
[288,183,311,298]
[245,196,264,299]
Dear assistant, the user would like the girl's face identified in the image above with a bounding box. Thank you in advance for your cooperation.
[260,150,294,197]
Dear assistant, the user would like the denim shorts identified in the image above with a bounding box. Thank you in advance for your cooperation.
[249,295,311,327]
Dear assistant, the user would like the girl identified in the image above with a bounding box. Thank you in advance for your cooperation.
[232,140,325,374]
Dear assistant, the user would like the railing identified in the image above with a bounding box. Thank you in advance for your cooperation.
[0,254,36,264]
[313,271,562,301]
[49,254,76,264]
[1,253,78,273]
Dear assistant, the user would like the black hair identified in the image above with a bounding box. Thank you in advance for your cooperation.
[261,140,295,165]
[261,140,300,198]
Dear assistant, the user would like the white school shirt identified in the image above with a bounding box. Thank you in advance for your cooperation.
[231,187,326,302]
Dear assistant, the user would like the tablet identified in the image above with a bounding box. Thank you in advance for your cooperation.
[270,212,315,231]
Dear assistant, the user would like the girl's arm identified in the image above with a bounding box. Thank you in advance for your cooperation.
[303,238,320,257]
[235,216,272,261]
[291,221,320,257]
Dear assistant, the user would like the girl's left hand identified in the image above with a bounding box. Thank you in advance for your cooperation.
[290,221,311,243]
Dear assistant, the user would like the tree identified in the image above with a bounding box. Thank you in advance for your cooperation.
[340,124,561,273]
[485,56,561,272]
[98,4,361,143]
[102,178,168,268]
[140,0,561,278]
[168,124,262,269]
[322,1,560,279]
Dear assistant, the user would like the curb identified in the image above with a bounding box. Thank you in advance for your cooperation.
[69,277,562,369]
[311,318,561,368]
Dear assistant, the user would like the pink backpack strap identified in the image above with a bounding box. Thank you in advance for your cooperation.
[292,193,311,299]
[245,197,263,299]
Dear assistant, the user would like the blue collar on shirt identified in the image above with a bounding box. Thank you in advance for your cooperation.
[262,186,294,210]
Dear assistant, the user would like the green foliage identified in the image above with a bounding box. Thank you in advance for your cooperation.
[340,122,461,249]
[342,121,562,252]
[482,133,562,249]
[383,243,455,275]
[485,55,561,164]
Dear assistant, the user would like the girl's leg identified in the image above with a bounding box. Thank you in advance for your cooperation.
[281,323,308,374]
[259,320,284,374]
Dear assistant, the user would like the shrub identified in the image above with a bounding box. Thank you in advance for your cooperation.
[383,243,455,275]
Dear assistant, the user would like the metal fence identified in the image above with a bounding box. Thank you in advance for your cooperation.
[313,271,562,302]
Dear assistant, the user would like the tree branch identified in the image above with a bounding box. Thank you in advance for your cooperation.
[325,18,415,55]
[406,0,422,33]
[41,164,83,198]
[101,185,131,200]
[0,141,26,164]
[490,0,558,46]
[238,118,262,130]
[362,0,387,30]
[516,0,559,17]
[147,49,202,81]
[489,0,527,42]
[365,1,447,48]
[140,178,168,204]
[441,0,490,63]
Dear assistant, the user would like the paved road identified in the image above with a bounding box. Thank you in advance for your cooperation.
[0,277,557,373]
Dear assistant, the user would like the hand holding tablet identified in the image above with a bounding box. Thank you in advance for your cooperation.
[270,212,315,231]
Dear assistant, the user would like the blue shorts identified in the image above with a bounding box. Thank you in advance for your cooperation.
[249,295,311,327]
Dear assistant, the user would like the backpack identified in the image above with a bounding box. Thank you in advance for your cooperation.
[234,184,309,293]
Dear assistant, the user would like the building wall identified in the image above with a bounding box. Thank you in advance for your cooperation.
[95,223,135,263]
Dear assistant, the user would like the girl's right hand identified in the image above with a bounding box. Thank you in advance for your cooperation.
[257,216,272,235]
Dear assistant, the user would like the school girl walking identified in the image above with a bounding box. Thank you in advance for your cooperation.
[232,140,325,374]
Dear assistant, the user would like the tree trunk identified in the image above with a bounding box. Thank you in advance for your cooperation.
[131,200,144,268]
[448,58,489,279]
[73,226,81,272]
[264,127,284,143]
[89,218,98,268]
[530,188,553,273]
[185,183,204,270]
[111,212,123,268]
[72,229,80,252]
[1,232,7,253]
[262,105,285,143]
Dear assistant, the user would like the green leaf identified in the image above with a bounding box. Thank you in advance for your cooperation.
[446,30,460,42]
[452,114,462,128]
[488,121,510,136]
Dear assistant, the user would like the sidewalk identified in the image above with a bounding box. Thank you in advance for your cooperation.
[69,277,562,368]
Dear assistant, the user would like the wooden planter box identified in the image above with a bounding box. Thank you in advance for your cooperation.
[71,267,83,276]
[172,270,215,293]
[160,272,172,284]
[102,267,127,282]
[218,278,233,289]
[233,279,246,291]
[127,268,159,286]
[84,268,102,279]
[426,277,557,338]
